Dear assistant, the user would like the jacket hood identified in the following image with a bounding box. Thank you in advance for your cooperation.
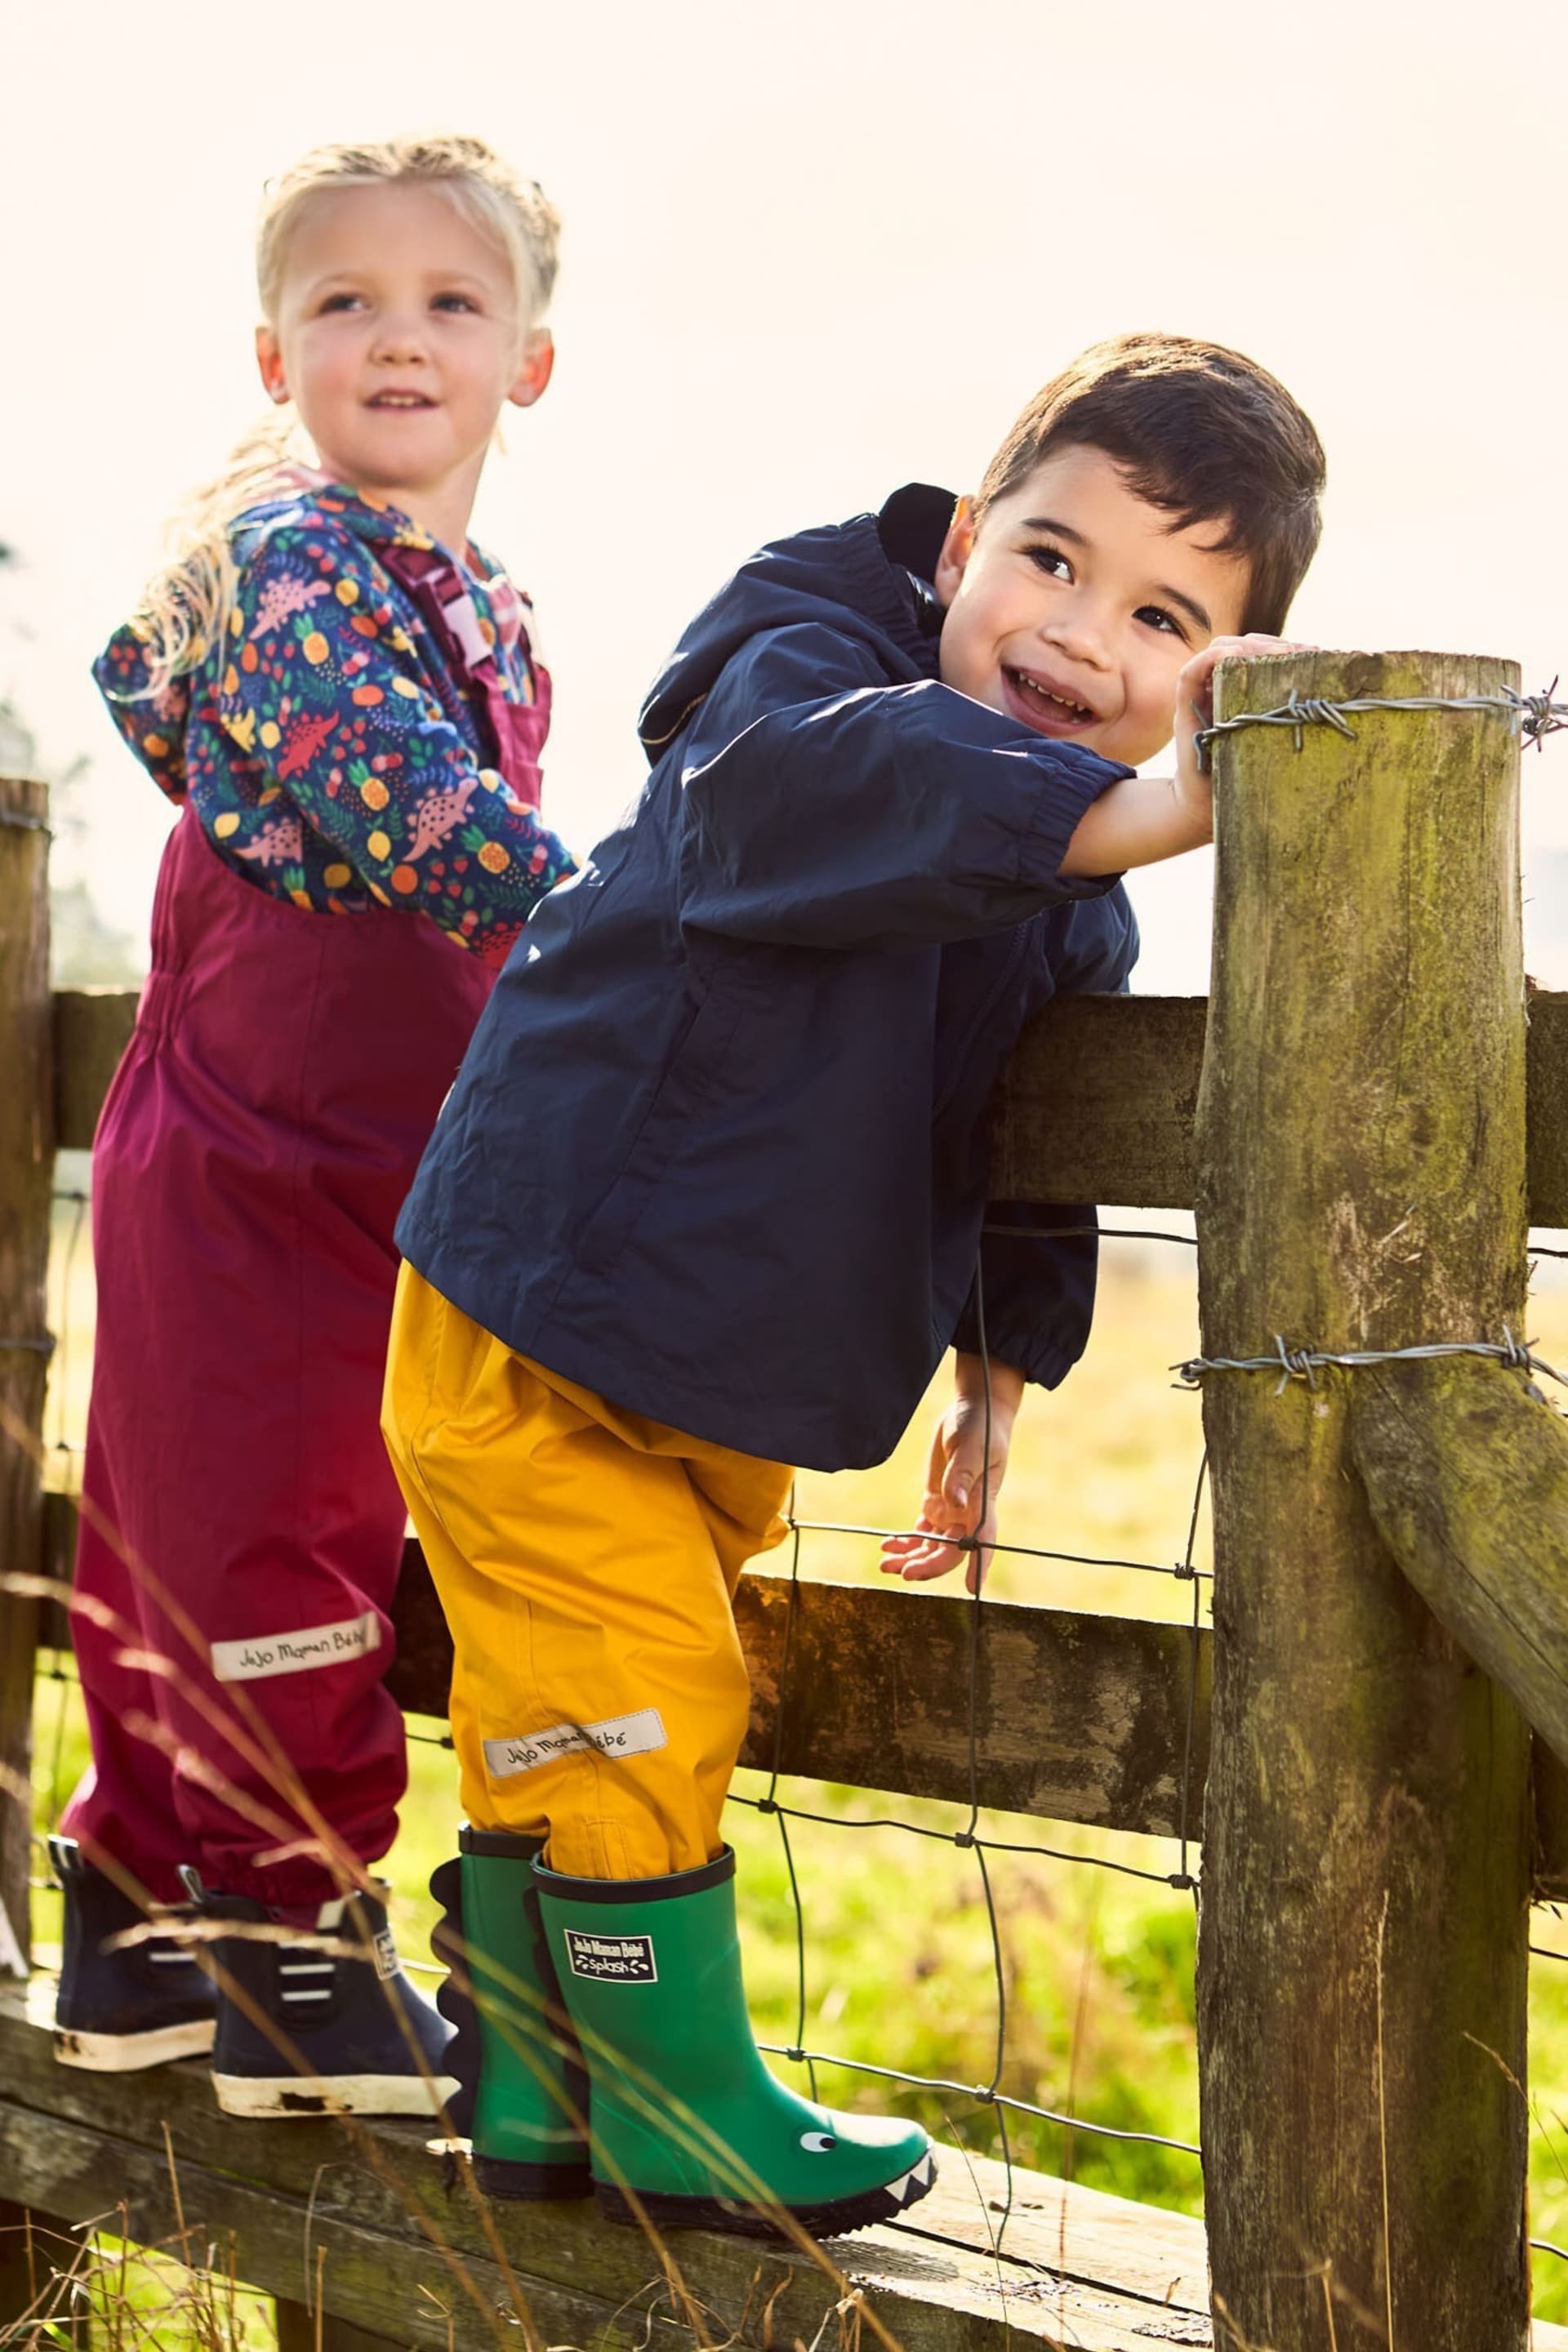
[91,479,464,801]
[637,484,956,762]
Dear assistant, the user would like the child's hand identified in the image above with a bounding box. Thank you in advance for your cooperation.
[1173,633,1312,822]
[1059,634,1314,877]
[880,1356,1026,1597]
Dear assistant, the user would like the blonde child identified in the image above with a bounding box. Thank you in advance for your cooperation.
[52,135,575,2121]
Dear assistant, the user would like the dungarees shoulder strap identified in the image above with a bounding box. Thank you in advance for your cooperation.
[376,540,550,813]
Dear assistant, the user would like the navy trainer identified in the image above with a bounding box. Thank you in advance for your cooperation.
[51,1834,217,2072]
[183,1874,458,2120]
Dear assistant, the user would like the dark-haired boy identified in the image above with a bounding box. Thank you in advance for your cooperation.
[385,334,1323,2234]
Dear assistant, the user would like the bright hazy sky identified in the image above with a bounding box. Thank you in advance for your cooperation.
[7,0,1568,991]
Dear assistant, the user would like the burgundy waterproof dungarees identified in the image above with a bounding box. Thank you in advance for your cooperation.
[63,559,548,1912]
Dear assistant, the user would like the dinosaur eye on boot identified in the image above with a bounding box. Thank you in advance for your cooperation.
[800,2131,838,2153]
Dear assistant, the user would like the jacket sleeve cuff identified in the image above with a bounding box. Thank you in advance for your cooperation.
[951,1203,1099,1387]
[1015,749,1133,903]
[950,1313,1083,1392]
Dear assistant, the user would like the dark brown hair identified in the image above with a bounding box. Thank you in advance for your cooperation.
[974,333,1325,635]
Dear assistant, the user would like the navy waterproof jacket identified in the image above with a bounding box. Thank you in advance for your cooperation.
[396,486,1140,1471]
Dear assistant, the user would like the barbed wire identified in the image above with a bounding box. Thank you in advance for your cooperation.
[1176,1329,1565,1398]
[1195,680,1568,770]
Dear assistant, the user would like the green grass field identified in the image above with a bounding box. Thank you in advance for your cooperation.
[27,1213,1568,2327]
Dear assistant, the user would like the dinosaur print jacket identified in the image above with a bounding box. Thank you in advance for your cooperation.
[93,478,576,966]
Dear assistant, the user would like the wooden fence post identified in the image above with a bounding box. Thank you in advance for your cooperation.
[0,776,51,1979]
[1194,654,1533,2348]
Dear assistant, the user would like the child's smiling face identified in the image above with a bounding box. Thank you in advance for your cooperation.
[255,180,551,539]
[934,444,1252,768]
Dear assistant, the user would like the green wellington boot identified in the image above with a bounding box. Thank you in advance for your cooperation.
[430,1828,592,2199]
[534,1845,936,2238]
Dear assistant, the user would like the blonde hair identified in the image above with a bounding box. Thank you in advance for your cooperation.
[127,135,560,696]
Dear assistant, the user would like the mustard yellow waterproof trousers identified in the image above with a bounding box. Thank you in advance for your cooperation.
[381,1265,793,1880]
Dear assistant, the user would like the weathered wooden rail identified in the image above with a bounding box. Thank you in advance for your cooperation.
[7,650,1568,2350]
[32,980,1568,1881]
[45,973,1568,1213]
[36,978,1231,1846]
[0,1958,1226,2352]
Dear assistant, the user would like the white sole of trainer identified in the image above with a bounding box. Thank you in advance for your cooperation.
[211,2069,461,2120]
[55,2018,216,2070]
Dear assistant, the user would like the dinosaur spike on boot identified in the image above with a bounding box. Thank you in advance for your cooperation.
[429,1857,479,2139]
[430,1829,592,2200]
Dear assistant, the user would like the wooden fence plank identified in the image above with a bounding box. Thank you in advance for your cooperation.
[59,983,1568,1223]
[52,987,137,1154]
[1,778,52,1980]
[43,1494,1212,1838]
[990,996,1205,1209]
[387,1541,1209,1839]
[1352,1357,1568,1764]
[38,1490,1568,1891]
[274,2304,418,2352]
[1529,992,1568,1237]
[0,1980,1212,2352]
[0,1979,743,2341]
[0,2101,646,2352]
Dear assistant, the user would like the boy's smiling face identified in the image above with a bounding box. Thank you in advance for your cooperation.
[934,444,1252,768]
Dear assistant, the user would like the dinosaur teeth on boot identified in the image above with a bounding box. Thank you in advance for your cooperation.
[428,1857,478,2137]
[889,2154,937,2207]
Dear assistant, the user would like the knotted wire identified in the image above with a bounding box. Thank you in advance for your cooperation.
[1195,679,1568,770]
[1176,1328,1565,1399]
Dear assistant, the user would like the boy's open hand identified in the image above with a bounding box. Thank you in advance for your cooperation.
[1173,632,1311,825]
[880,1356,1026,1597]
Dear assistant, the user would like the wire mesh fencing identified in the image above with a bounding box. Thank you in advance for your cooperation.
[714,1217,1209,2256]
[25,1180,92,1894]
[30,1192,1213,2246]
[29,1178,1568,2292]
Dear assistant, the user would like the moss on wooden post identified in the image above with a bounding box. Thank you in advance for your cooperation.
[0,777,51,1979]
[1352,1357,1568,1762]
[1195,654,1533,2347]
